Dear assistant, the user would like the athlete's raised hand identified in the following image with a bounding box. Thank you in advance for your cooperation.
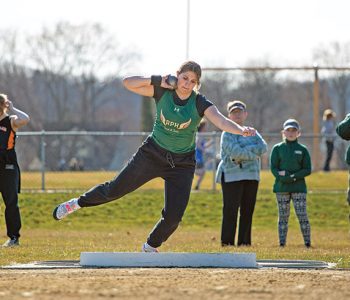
[242,126,256,137]
[161,75,178,90]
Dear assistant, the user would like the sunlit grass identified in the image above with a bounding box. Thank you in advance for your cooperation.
[0,228,349,268]
[0,187,349,268]
[21,170,349,192]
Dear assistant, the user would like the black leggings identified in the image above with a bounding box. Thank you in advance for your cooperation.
[78,137,196,248]
[221,174,258,246]
[0,165,21,239]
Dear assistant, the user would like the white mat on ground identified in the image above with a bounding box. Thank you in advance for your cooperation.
[1,259,335,269]
[80,252,257,268]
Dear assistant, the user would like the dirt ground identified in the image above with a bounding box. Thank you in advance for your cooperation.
[0,268,350,300]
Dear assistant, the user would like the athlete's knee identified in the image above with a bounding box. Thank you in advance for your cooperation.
[163,213,183,229]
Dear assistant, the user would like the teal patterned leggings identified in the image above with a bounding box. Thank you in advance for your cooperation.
[347,166,350,205]
[347,167,350,222]
[276,192,311,246]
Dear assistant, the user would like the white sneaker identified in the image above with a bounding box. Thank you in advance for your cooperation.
[53,198,80,220]
[142,242,159,253]
[2,237,20,248]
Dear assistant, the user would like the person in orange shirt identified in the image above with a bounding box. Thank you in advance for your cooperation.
[0,94,30,247]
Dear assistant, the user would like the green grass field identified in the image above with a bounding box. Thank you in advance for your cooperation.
[21,170,348,192]
[0,170,349,267]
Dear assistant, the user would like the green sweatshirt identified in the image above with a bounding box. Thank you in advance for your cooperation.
[336,113,350,165]
[270,139,312,193]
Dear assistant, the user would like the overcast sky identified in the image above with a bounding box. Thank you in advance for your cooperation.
[1,0,349,74]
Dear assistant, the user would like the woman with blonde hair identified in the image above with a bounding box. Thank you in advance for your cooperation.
[321,109,336,171]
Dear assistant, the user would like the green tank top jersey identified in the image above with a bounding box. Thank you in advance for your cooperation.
[151,90,202,153]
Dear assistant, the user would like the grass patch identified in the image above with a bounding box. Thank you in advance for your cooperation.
[0,188,349,267]
[21,170,349,192]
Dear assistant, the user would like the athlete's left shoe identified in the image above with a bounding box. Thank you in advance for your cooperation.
[141,242,159,253]
[2,237,20,248]
[53,198,80,220]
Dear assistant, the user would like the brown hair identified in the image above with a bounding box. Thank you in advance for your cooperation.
[178,61,202,89]
[0,93,7,104]
[0,94,8,112]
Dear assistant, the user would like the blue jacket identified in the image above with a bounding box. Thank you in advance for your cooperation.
[216,131,267,183]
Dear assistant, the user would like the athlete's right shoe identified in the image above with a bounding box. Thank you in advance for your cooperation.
[141,242,159,253]
[53,198,80,220]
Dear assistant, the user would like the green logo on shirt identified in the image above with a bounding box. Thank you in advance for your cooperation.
[160,109,192,131]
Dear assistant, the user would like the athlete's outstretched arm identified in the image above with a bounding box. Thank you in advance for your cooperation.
[204,105,255,136]
[7,101,30,131]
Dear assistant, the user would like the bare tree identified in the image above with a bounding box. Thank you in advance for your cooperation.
[313,41,350,118]
[238,70,279,130]
[313,41,350,168]
[201,72,236,117]
[27,22,139,126]
[0,30,46,170]
[0,30,43,130]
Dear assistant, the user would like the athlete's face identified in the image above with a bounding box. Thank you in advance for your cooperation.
[176,71,199,96]
[283,127,300,141]
[228,108,248,125]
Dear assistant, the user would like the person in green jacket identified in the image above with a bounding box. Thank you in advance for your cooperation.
[270,119,312,247]
[336,113,350,208]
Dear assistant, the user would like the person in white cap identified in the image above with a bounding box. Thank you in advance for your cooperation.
[216,100,267,246]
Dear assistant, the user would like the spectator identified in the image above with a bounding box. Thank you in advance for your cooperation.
[321,109,336,171]
[58,158,66,171]
[336,113,350,212]
[69,157,79,171]
[270,119,312,248]
[194,120,212,190]
[0,94,30,247]
[216,100,267,246]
